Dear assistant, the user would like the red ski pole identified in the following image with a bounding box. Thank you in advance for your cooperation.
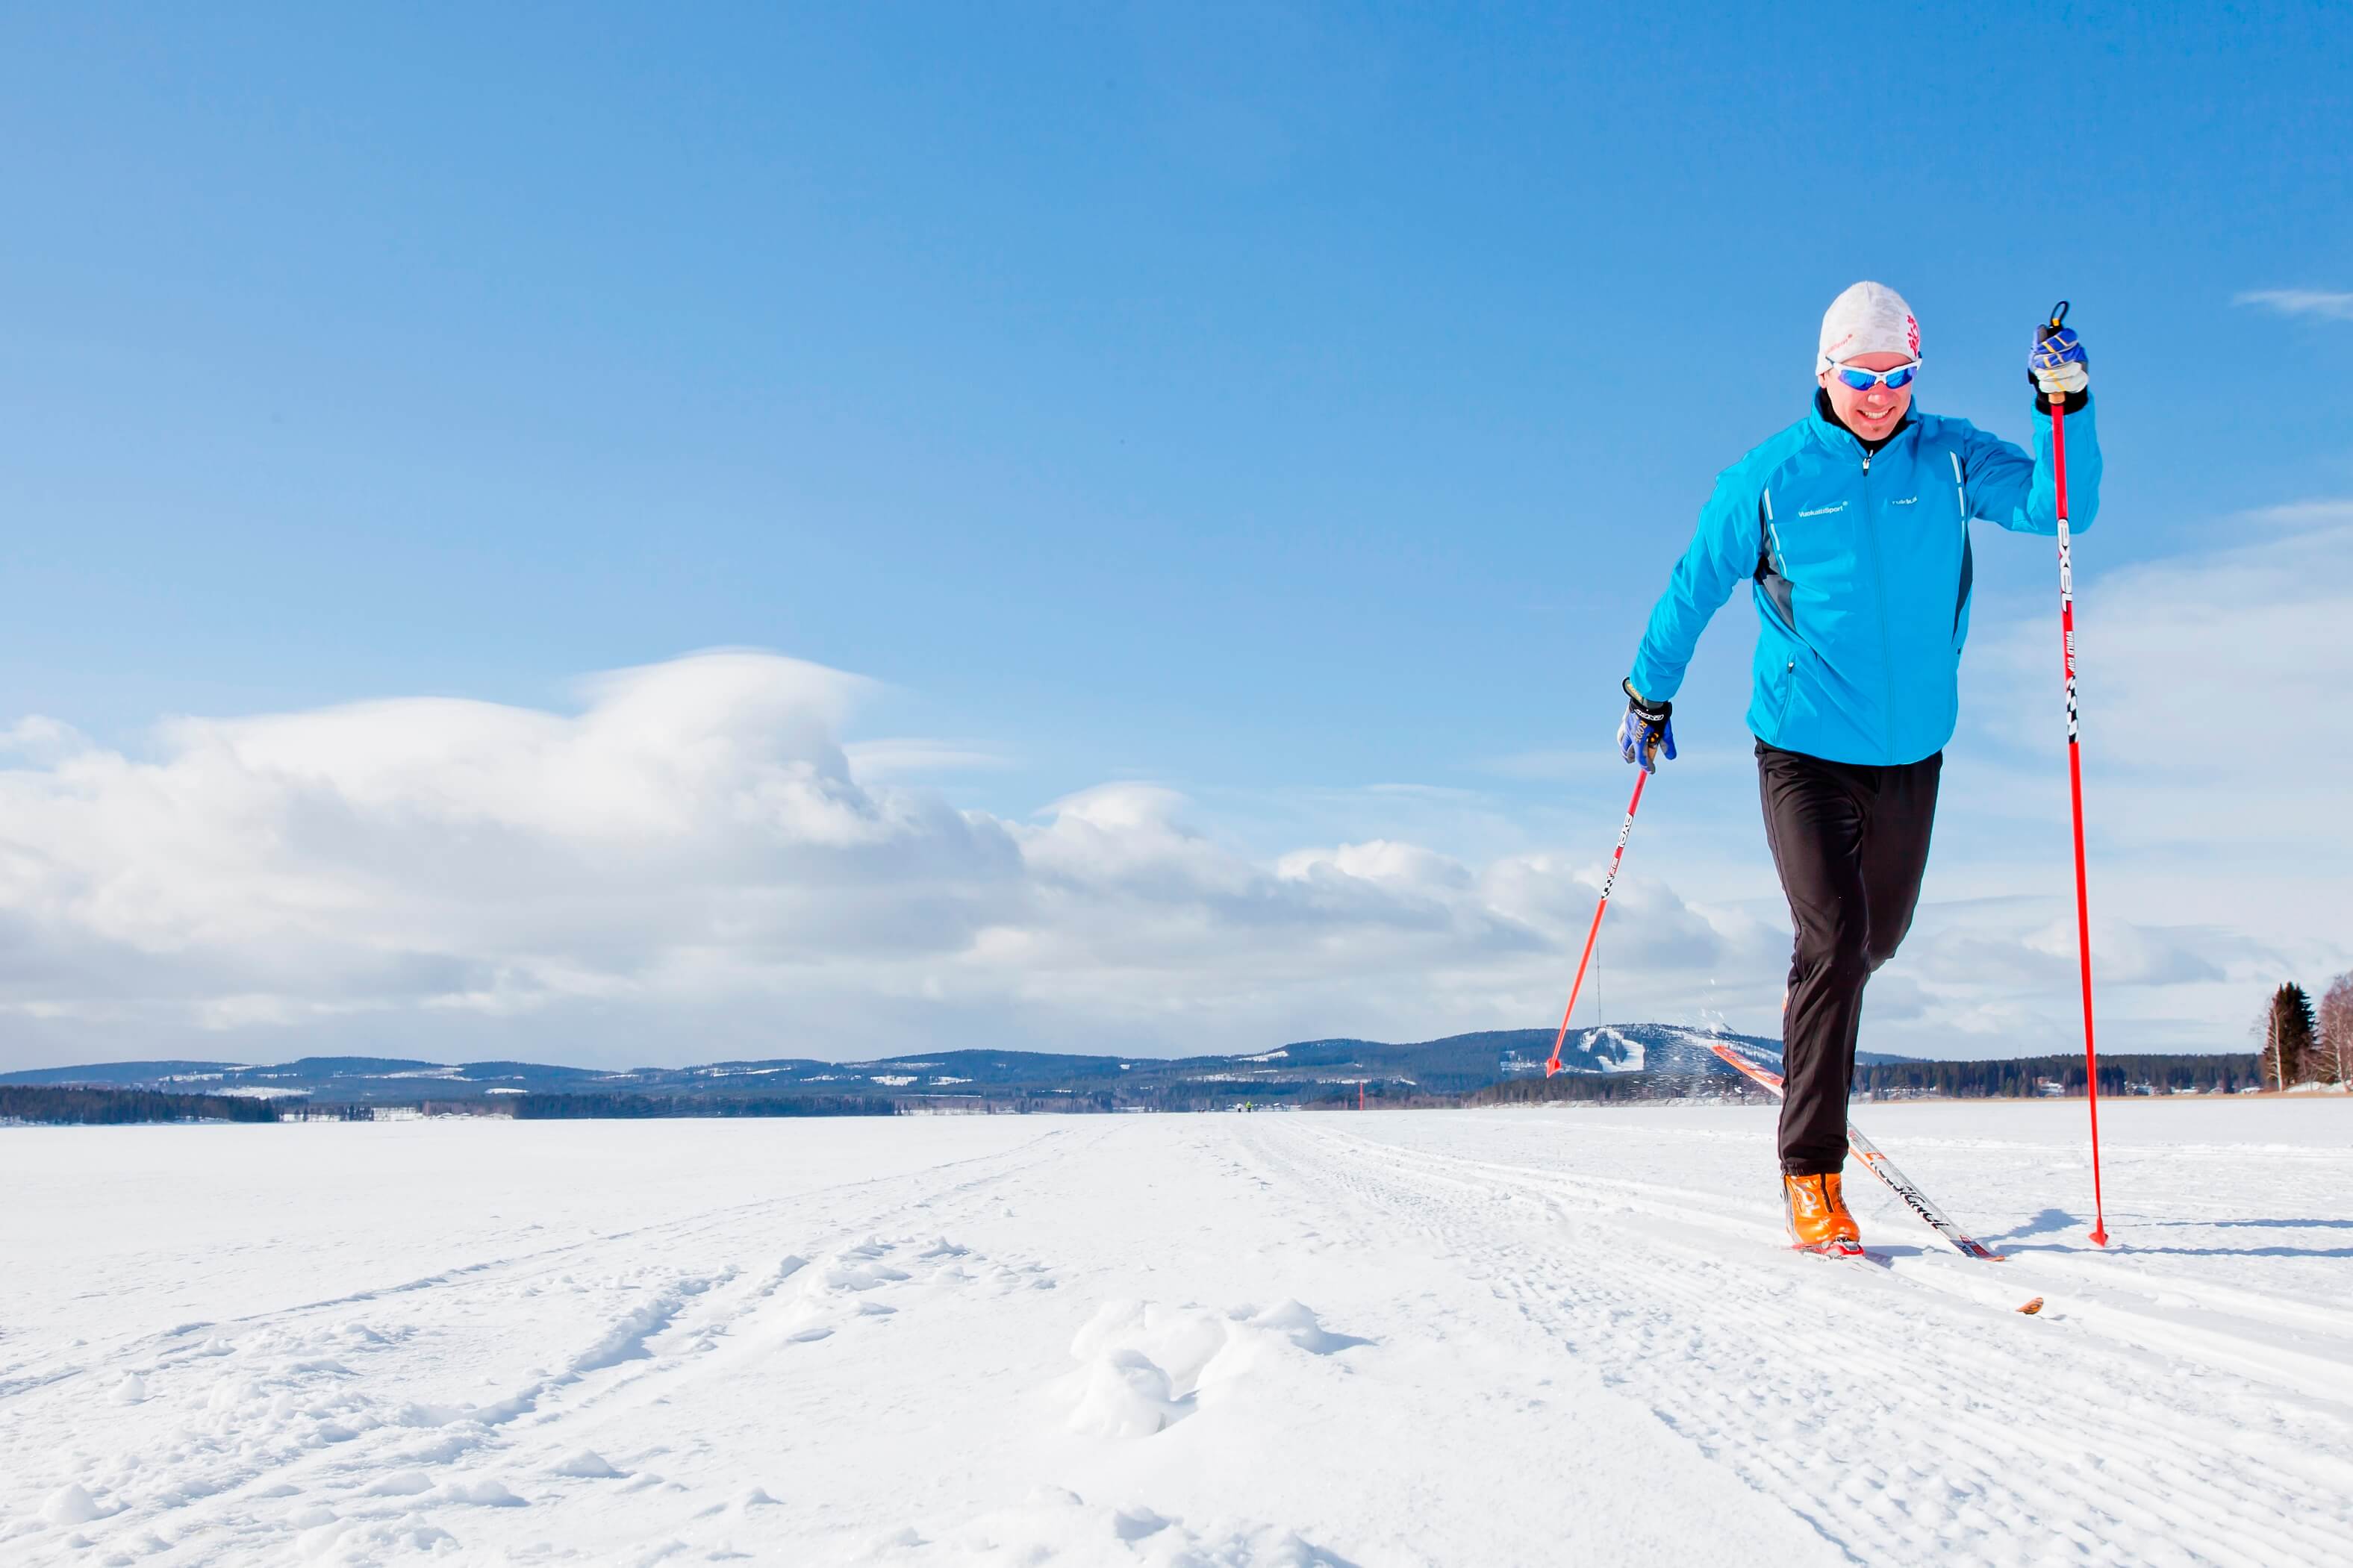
[2044,299,2110,1247]
[1544,771,1646,1076]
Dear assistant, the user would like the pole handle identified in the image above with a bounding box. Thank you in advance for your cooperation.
[2040,301,2072,409]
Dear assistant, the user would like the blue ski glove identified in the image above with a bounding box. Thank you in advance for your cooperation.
[2031,304,2089,413]
[1618,679,1675,773]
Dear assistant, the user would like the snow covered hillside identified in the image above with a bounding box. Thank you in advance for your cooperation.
[4,1103,2351,1565]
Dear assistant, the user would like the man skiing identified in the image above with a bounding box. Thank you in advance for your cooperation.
[1617,282,2098,1252]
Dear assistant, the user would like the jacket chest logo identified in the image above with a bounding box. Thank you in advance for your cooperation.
[1798,502,1846,518]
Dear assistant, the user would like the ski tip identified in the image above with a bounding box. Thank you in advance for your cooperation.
[2087,1228,2110,1247]
[2016,1296,2045,1316]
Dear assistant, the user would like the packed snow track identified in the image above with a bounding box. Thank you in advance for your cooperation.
[4,1102,2349,1565]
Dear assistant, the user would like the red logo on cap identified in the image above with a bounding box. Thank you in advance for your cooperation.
[1905,314,1920,356]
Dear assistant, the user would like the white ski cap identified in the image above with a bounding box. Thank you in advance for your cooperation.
[1818,281,1921,369]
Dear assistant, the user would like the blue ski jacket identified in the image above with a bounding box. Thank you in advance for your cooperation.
[1628,396,2101,766]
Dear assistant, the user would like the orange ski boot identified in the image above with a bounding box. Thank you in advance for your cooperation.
[1783,1172,1863,1256]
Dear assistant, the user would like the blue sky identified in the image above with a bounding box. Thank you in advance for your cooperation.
[1,5,2347,1069]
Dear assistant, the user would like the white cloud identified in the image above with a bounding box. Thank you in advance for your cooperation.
[841,738,1013,779]
[0,653,1765,1070]
[0,655,1017,1061]
[2234,289,2353,322]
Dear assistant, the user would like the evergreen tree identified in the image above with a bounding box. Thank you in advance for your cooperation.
[2257,982,2318,1088]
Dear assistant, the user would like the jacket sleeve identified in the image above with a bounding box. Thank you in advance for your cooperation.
[1957,399,2101,537]
[1627,466,1762,702]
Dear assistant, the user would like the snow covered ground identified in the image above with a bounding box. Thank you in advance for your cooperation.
[5,1100,2352,1567]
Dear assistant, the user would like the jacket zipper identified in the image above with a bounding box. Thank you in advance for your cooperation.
[1859,447,1897,758]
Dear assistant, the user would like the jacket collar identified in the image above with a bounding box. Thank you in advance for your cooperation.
[1809,388,1916,457]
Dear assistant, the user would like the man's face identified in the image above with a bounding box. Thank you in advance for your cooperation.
[1817,349,1916,443]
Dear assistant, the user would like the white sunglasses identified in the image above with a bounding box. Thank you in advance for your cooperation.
[1824,359,1922,390]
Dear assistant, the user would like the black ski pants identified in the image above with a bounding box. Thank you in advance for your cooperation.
[1757,741,1942,1175]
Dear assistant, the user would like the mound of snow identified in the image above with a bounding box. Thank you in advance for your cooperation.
[1242,1299,1371,1357]
[1064,1349,1188,1437]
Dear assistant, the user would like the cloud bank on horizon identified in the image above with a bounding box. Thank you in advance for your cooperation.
[0,650,1784,1070]
[1,507,2346,1074]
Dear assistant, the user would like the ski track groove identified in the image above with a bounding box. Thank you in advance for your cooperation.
[0,1126,1087,1564]
[1306,1126,2353,1401]
[1331,1123,2353,1564]
[1246,1120,2353,1568]
[0,1126,1086,1412]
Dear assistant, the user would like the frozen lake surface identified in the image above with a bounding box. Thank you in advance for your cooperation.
[5,1100,2352,1566]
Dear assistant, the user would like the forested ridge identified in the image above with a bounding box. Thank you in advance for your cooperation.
[1,1085,281,1124]
[505,1093,901,1119]
[1854,1053,2266,1098]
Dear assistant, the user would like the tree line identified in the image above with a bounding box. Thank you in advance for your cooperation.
[1854,1053,2264,1099]
[1463,1052,2284,1106]
[0,1085,283,1124]
[2254,973,2353,1090]
[504,1092,900,1119]
[1465,1072,1768,1108]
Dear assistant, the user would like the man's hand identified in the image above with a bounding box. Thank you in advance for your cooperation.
[1618,680,1675,774]
[2031,319,2089,408]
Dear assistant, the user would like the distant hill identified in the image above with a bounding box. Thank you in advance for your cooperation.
[0,1024,1906,1111]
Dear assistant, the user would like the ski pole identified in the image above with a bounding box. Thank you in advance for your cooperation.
[1544,771,1645,1076]
[2044,299,2110,1247]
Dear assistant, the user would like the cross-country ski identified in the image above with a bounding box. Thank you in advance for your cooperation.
[1704,1038,2007,1263]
